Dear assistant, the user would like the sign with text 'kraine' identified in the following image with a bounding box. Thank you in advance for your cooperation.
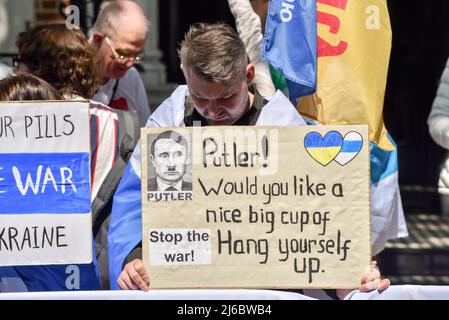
[141,125,370,289]
[0,102,92,266]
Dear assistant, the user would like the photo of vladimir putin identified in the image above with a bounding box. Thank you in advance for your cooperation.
[148,130,192,192]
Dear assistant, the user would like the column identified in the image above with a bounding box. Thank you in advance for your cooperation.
[0,0,34,55]
[136,0,177,111]
[136,0,166,86]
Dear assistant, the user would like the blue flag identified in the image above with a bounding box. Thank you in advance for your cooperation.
[262,0,317,100]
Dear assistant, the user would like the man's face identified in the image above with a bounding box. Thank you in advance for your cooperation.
[185,66,253,125]
[94,28,146,82]
[151,138,188,184]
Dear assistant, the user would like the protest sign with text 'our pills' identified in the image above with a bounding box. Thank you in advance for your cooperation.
[0,101,92,266]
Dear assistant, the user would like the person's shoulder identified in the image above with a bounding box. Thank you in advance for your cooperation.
[96,78,115,94]
[89,99,119,120]
[121,67,142,83]
[150,85,188,115]
[118,68,146,97]
[257,90,307,126]
[89,99,116,113]
[146,85,189,127]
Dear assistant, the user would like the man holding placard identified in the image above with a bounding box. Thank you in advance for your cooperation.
[108,22,389,299]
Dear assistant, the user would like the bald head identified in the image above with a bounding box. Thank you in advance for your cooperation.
[92,0,150,39]
[90,0,151,82]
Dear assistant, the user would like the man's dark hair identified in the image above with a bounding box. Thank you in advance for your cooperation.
[151,130,189,157]
[0,74,63,101]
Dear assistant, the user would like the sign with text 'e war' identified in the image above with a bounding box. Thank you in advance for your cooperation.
[141,125,371,289]
[0,101,92,266]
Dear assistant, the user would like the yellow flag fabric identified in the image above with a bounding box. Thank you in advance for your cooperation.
[299,0,394,150]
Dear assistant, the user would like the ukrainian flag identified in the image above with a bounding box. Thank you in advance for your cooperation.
[262,0,316,100]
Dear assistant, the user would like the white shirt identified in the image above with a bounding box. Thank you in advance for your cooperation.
[92,67,151,131]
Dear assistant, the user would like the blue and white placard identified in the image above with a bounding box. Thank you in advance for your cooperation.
[0,101,91,266]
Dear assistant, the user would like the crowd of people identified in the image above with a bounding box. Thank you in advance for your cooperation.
[0,0,407,299]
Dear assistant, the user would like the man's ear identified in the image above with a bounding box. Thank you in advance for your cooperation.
[246,63,255,86]
[91,32,104,49]
[150,155,156,168]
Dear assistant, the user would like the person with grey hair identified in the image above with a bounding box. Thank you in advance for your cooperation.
[90,0,151,134]
[108,22,390,299]
[87,0,152,289]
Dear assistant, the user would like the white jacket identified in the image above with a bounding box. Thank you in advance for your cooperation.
[428,57,449,194]
[227,0,276,97]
